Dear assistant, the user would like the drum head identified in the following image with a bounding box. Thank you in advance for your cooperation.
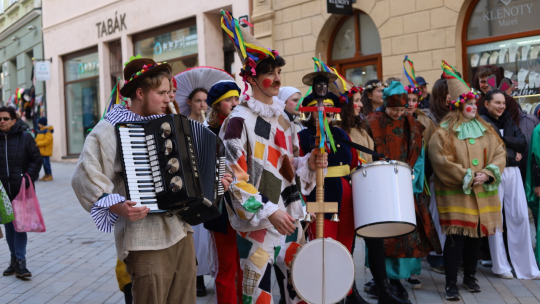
[356,222,416,238]
[291,238,355,304]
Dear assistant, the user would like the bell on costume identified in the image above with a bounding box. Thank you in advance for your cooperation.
[334,112,342,121]
[304,213,312,222]
[299,112,307,121]
[331,213,340,222]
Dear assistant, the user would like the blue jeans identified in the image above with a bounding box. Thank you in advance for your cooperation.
[42,156,51,175]
[4,222,27,260]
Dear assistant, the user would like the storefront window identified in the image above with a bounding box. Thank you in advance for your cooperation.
[329,11,382,86]
[467,0,540,40]
[63,49,100,155]
[464,0,540,112]
[134,21,198,75]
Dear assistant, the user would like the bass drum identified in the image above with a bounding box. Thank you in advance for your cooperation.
[351,160,416,238]
[290,238,355,304]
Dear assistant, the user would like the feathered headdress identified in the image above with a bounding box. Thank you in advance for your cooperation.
[441,60,479,111]
[221,10,279,99]
[402,56,422,100]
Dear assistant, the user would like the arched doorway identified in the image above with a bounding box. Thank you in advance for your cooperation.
[328,10,382,86]
[462,0,540,109]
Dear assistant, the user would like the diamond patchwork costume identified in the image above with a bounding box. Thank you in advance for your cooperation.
[220,11,315,304]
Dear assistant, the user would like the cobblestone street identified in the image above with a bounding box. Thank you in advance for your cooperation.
[0,162,539,303]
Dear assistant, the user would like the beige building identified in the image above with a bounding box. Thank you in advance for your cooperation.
[42,0,540,160]
[251,0,540,102]
[42,0,249,161]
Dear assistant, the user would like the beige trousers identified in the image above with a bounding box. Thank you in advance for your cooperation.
[124,233,197,304]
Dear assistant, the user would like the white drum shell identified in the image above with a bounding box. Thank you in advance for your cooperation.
[291,238,355,304]
[351,161,416,238]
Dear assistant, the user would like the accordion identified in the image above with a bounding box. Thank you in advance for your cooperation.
[115,114,225,225]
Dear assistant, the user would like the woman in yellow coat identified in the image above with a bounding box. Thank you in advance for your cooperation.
[428,61,506,301]
[35,117,53,181]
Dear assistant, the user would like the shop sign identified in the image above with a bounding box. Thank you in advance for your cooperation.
[468,0,540,40]
[134,25,198,62]
[78,61,99,75]
[327,0,353,15]
[96,12,127,38]
[153,33,198,56]
[35,61,50,81]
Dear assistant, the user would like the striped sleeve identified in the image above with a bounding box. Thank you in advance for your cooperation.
[90,194,124,233]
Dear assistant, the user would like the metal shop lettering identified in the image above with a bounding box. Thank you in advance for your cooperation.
[96,12,127,38]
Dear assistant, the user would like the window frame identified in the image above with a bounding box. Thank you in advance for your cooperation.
[328,10,382,81]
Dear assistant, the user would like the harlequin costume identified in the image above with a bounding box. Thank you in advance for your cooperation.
[202,80,244,303]
[428,61,506,300]
[219,11,315,304]
[366,81,441,296]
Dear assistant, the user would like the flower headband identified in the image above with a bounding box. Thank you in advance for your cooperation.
[365,82,388,90]
[340,86,364,102]
[449,91,479,111]
[404,85,423,101]
[124,62,167,85]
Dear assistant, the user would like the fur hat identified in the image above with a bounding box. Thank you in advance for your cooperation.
[383,81,408,107]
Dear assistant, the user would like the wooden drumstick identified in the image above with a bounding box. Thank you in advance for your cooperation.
[168,102,177,114]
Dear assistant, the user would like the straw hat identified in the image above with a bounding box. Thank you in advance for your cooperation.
[302,71,338,86]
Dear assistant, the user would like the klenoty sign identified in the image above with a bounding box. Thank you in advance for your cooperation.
[482,0,534,26]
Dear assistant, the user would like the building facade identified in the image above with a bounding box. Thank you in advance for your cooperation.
[41,0,540,160]
[42,0,249,160]
[0,0,44,117]
[251,0,540,105]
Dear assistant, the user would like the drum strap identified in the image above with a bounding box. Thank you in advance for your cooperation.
[335,137,389,160]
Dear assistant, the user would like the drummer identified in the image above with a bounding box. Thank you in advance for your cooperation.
[366,81,441,301]
[429,62,505,301]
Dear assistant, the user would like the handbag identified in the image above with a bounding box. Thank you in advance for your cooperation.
[11,174,46,232]
[0,181,14,224]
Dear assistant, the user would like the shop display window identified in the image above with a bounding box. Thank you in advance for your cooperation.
[133,19,198,75]
[463,0,540,114]
[63,48,99,155]
[328,10,382,86]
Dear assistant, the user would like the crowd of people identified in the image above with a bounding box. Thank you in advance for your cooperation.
[61,11,540,304]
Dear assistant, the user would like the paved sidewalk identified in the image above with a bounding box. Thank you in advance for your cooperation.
[0,162,539,303]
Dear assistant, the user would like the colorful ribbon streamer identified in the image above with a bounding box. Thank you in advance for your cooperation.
[403,55,418,87]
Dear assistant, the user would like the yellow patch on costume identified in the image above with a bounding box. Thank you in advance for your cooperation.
[249,247,270,269]
[255,141,265,160]
[237,181,258,194]
[236,208,248,219]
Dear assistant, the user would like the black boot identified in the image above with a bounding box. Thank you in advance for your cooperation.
[15,259,31,279]
[445,280,460,301]
[462,274,481,293]
[367,281,379,297]
[389,279,408,300]
[344,281,368,303]
[196,275,207,297]
[364,279,374,292]
[377,280,412,304]
[3,257,16,276]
